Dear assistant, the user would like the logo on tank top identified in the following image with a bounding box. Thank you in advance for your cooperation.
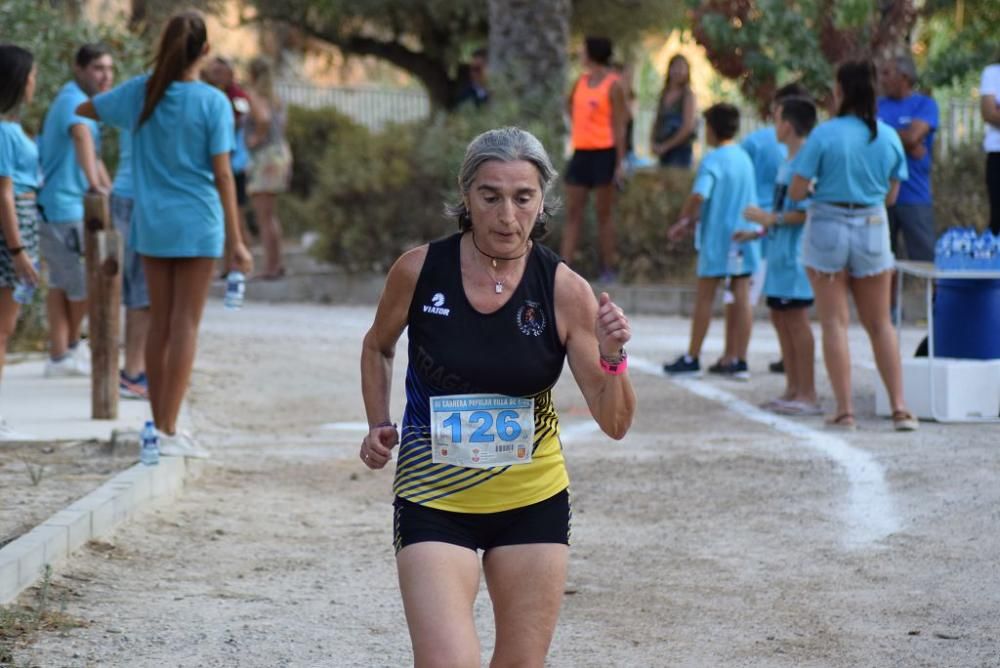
[516,300,546,337]
[423,292,450,316]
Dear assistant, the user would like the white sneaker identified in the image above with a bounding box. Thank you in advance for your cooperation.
[0,417,35,441]
[70,344,92,374]
[44,355,88,378]
[159,431,210,459]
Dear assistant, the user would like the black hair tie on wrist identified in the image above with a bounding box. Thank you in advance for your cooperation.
[7,246,24,256]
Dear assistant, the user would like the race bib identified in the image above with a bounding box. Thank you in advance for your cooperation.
[430,394,535,469]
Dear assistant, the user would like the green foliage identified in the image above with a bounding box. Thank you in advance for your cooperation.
[0,0,147,133]
[921,1,1000,90]
[284,103,694,281]
[284,98,567,272]
[615,169,696,282]
[933,141,988,232]
[688,0,836,108]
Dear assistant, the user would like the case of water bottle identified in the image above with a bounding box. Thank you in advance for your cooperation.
[934,228,1000,271]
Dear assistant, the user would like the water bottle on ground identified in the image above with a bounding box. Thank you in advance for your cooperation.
[224,271,245,310]
[12,262,39,305]
[140,420,159,466]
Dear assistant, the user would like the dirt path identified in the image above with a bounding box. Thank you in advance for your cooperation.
[11,302,1000,667]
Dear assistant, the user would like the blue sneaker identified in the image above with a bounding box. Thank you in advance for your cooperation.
[663,354,701,376]
[119,371,149,400]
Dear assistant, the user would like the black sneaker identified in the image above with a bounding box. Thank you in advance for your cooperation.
[769,359,785,374]
[731,359,750,381]
[663,355,701,376]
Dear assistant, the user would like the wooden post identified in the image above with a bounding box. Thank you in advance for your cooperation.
[84,193,122,420]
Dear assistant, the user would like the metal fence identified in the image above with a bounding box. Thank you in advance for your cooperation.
[277,81,984,157]
[275,81,430,131]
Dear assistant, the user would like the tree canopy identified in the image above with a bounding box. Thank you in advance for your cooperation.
[247,0,683,109]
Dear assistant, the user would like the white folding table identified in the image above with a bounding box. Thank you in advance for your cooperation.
[894,260,1000,423]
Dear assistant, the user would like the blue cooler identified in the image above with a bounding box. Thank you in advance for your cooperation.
[933,279,1000,359]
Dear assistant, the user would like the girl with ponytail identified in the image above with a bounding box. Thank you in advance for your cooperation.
[78,11,253,457]
[786,58,917,432]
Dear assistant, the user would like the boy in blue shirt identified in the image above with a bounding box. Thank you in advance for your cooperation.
[877,55,938,261]
[664,103,758,377]
[736,98,820,414]
[739,82,809,375]
[38,44,114,377]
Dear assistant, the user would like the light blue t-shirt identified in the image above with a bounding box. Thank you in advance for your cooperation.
[0,121,39,194]
[742,126,787,212]
[692,143,760,277]
[764,160,812,300]
[93,75,234,258]
[111,129,133,199]
[877,93,938,205]
[38,81,101,223]
[793,116,908,206]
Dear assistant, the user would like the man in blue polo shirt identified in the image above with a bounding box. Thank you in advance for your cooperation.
[38,44,114,377]
[878,55,939,262]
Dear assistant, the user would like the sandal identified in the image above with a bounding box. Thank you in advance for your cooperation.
[892,410,919,432]
[825,413,856,430]
[775,400,824,416]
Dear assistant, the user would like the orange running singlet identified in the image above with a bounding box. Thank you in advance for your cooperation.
[570,72,619,150]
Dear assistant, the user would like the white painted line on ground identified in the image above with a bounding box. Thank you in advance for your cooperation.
[629,355,900,549]
[320,421,370,432]
[559,420,602,443]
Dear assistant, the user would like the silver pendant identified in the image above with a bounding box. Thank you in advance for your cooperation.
[495,281,503,294]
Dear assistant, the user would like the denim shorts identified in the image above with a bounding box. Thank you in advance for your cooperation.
[39,221,87,300]
[110,194,150,309]
[802,202,895,278]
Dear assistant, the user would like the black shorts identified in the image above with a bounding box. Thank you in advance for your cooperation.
[565,148,617,188]
[234,171,248,206]
[393,489,571,554]
[767,296,814,311]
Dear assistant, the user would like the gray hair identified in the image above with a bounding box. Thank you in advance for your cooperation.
[893,55,918,85]
[445,127,560,238]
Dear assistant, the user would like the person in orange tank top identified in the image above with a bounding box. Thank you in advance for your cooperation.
[562,36,628,282]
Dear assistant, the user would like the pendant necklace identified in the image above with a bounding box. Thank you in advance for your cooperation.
[471,233,531,294]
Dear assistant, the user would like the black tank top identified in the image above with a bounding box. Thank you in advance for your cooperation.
[395,232,570,512]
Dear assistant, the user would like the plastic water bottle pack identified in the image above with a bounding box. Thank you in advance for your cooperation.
[934,228,1000,271]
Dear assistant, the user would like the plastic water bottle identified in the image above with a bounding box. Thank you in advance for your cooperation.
[989,232,1000,271]
[140,420,159,466]
[934,231,950,270]
[972,233,991,270]
[951,229,968,270]
[12,262,39,304]
[224,271,245,310]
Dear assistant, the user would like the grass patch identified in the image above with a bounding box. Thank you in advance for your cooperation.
[0,566,89,665]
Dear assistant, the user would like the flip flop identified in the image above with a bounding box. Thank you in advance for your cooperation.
[774,400,824,416]
[892,410,919,432]
[824,413,856,430]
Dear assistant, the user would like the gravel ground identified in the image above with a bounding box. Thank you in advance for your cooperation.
[0,441,135,550]
[9,300,1000,668]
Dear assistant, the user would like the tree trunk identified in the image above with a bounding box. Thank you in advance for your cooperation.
[488,0,570,130]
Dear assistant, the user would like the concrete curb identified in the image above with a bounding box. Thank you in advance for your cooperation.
[0,456,204,605]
